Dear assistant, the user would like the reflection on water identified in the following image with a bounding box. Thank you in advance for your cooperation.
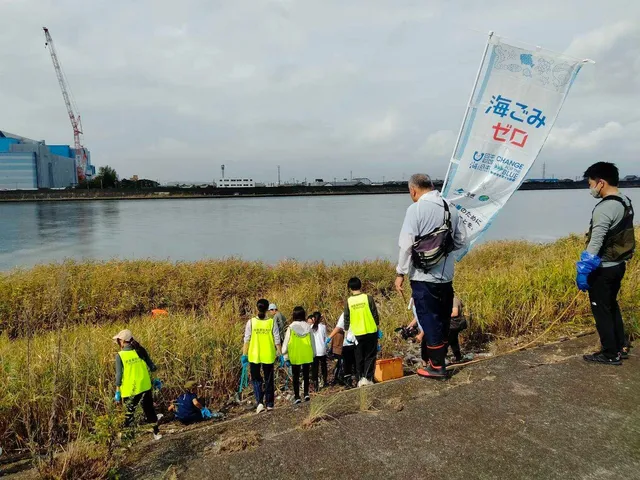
[0,189,638,270]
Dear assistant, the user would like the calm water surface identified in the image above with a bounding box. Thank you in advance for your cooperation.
[0,189,638,271]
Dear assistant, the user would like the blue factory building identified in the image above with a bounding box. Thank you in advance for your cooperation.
[0,130,93,190]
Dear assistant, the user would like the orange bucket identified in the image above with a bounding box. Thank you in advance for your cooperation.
[374,357,404,383]
[151,309,168,317]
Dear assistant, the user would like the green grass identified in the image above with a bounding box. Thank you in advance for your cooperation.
[0,230,638,454]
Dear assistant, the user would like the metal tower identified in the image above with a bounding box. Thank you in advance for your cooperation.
[43,27,86,183]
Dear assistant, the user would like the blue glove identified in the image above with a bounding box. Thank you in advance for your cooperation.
[114,391,121,402]
[279,355,285,368]
[377,344,382,352]
[576,251,601,291]
[152,378,163,390]
[200,407,213,419]
[325,337,332,346]
[241,355,249,367]
[377,330,383,340]
[285,360,291,368]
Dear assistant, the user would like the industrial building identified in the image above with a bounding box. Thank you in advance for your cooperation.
[217,178,255,188]
[0,130,93,190]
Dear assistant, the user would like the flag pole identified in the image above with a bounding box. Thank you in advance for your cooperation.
[443,30,494,191]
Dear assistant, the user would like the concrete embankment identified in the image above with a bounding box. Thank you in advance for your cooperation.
[119,334,639,480]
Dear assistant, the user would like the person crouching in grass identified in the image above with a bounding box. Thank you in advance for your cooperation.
[168,380,222,425]
[282,306,315,403]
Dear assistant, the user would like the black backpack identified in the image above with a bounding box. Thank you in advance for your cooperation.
[411,200,455,272]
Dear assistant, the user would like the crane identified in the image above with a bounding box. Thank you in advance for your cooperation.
[43,27,86,183]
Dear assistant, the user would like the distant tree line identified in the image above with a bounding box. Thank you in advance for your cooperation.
[77,166,159,189]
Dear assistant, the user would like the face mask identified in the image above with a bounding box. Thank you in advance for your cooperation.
[590,183,602,199]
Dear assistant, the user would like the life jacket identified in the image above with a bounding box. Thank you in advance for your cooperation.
[118,349,152,398]
[248,317,277,364]
[347,294,378,336]
[585,195,635,262]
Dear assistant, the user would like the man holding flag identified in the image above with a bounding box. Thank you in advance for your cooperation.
[395,174,466,379]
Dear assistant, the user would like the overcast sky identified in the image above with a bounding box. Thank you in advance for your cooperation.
[1,0,639,184]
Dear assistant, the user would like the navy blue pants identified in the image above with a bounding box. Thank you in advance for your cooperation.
[411,280,454,348]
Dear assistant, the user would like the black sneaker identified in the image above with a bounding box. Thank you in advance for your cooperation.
[583,352,622,365]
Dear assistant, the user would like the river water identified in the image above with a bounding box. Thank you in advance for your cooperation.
[0,189,638,271]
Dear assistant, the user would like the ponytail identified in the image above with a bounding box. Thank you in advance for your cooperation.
[256,298,269,320]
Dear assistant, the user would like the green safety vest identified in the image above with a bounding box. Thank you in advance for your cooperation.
[348,293,378,336]
[118,349,152,398]
[287,330,314,365]
[248,317,277,364]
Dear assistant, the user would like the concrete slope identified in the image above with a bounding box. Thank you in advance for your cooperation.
[124,335,640,480]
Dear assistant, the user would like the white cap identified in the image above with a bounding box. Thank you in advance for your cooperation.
[268,303,277,311]
[112,329,133,343]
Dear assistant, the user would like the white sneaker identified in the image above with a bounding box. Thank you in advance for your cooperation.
[256,403,266,414]
[156,413,164,421]
[153,433,162,441]
[364,379,374,386]
[357,378,365,388]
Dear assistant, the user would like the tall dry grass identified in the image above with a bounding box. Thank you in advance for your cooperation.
[0,230,638,454]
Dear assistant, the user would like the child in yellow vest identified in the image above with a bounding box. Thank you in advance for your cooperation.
[282,306,316,403]
[343,277,381,387]
[112,329,162,441]
[242,299,284,414]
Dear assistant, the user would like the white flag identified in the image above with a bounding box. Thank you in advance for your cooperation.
[443,34,588,257]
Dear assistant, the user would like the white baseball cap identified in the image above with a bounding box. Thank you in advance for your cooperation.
[268,303,277,310]
[112,329,133,343]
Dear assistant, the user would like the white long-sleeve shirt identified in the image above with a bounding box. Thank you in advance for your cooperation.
[396,190,466,283]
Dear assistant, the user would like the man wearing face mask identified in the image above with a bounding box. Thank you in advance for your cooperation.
[577,162,635,365]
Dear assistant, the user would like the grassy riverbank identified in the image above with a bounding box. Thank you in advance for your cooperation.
[1,230,638,460]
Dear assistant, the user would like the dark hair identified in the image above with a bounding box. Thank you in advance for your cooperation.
[257,299,269,319]
[348,277,362,291]
[583,162,619,186]
[312,311,322,331]
[292,306,306,322]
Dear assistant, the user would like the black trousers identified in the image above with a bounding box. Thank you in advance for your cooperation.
[448,329,462,360]
[291,363,311,399]
[588,263,626,357]
[312,355,328,388]
[250,362,275,408]
[124,389,159,434]
[354,332,378,381]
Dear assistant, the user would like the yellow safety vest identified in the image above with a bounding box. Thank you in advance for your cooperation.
[288,330,314,365]
[248,317,277,364]
[348,294,378,336]
[118,349,152,398]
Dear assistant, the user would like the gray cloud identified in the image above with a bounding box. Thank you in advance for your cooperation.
[1,0,639,183]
